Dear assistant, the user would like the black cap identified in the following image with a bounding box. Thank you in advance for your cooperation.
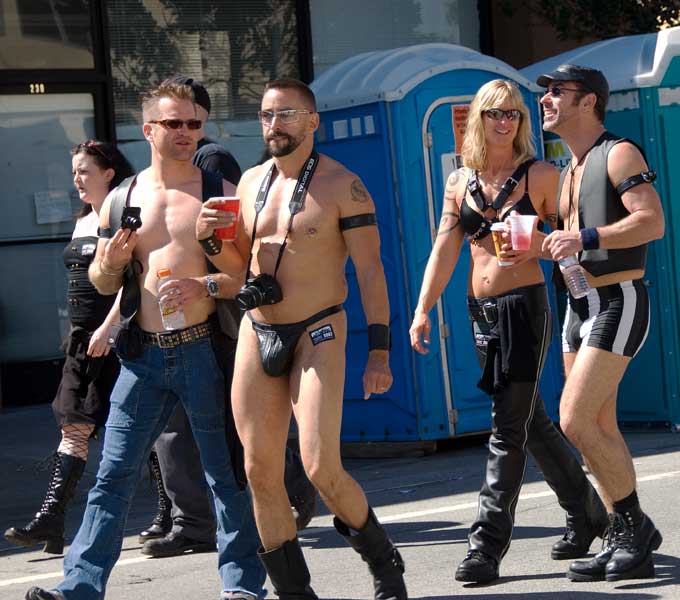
[536,64,609,106]
[163,75,211,114]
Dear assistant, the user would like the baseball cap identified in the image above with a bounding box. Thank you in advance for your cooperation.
[163,75,211,114]
[536,64,609,106]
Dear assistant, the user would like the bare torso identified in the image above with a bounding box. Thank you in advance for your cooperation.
[129,167,216,331]
[238,155,351,324]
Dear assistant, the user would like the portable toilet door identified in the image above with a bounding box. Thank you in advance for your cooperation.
[522,28,680,428]
[312,44,565,442]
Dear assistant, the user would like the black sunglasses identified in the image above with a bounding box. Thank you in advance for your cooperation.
[545,85,584,97]
[483,108,521,121]
[148,118,202,130]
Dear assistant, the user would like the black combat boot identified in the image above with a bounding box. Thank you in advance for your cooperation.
[138,450,173,544]
[551,481,608,560]
[334,508,407,600]
[258,538,319,599]
[455,549,499,583]
[25,587,64,600]
[5,452,86,554]
[605,508,662,581]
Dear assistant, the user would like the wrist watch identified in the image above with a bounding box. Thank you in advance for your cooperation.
[205,275,220,298]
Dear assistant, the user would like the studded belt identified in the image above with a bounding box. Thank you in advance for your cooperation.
[142,321,213,349]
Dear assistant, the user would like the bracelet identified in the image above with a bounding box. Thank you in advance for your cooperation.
[580,227,600,250]
[199,232,223,256]
[368,324,391,351]
[100,259,125,277]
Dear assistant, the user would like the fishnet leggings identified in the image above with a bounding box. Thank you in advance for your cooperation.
[57,423,95,460]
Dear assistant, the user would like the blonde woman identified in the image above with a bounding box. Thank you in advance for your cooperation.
[410,80,607,583]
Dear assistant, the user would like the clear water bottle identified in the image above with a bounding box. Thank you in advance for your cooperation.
[157,268,186,330]
[559,256,591,299]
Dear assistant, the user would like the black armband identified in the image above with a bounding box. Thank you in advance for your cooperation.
[368,324,391,351]
[98,227,112,239]
[616,170,656,195]
[199,232,223,256]
[339,213,377,231]
[580,227,600,250]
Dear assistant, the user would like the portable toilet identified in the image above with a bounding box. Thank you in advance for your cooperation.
[311,43,565,443]
[522,28,680,429]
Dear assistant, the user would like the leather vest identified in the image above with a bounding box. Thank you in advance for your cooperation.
[557,131,647,277]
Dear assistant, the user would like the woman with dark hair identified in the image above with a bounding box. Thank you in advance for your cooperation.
[409,80,608,584]
[4,140,134,554]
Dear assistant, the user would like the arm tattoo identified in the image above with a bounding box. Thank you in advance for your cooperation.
[350,179,370,203]
[438,210,461,236]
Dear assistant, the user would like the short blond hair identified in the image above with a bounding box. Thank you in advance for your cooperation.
[461,79,536,171]
[141,82,195,121]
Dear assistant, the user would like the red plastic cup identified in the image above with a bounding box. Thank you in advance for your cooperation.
[508,214,536,251]
[213,196,240,241]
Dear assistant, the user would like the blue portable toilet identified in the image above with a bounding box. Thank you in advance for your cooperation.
[311,43,565,442]
[522,28,680,429]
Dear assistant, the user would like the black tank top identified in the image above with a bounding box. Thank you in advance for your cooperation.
[63,236,115,330]
[459,167,542,240]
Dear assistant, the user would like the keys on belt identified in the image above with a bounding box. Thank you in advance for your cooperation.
[469,300,498,324]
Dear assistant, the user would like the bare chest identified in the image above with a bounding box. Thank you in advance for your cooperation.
[559,168,584,231]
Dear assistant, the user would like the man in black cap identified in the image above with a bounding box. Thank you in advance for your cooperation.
[538,64,665,582]
[140,75,316,559]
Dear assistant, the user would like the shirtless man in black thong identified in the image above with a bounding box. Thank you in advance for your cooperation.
[197,77,407,600]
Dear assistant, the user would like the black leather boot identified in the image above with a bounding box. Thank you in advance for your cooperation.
[334,508,407,600]
[567,514,619,582]
[258,538,318,599]
[605,509,662,581]
[138,450,173,544]
[5,452,85,554]
[551,480,608,559]
[25,587,64,600]
[455,550,499,583]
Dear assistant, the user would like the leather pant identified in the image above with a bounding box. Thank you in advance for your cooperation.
[467,284,598,561]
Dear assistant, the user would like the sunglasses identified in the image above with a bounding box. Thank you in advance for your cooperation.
[545,85,584,97]
[77,140,110,162]
[483,108,521,121]
[148,118,202,130]
[258,109,312,125]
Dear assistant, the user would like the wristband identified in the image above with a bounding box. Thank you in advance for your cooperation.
[199,232,223,256]
[580,227,599,250]
[368,324,391,351]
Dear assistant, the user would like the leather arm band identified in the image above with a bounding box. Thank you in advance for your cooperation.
[616,170,656,195]
[199,232,223,256]
[98,227,112,239]
[368,324,391,351]
[339,213,377,231]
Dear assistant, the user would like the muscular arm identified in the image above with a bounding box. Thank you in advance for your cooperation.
[601,142,665,247]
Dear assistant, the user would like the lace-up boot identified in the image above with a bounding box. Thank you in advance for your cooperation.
[605,508,662,581]
[5,452,85,554]
[334,508,407,600]
[138,450,173,543]
[455,550,499,583]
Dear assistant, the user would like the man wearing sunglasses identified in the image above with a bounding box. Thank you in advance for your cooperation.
[199,78,406,599]
[538,64,665,583]
[26,81,265,600]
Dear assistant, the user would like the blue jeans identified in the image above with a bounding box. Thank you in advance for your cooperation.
[57,336,265,599]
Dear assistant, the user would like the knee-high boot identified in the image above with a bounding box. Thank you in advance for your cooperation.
[334,508,407,600]
[4,452,86,554]
[258,538,318,599]
[138,450,173,543]
[527,399,608,559]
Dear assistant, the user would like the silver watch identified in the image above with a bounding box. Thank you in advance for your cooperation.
[205,275,220,298]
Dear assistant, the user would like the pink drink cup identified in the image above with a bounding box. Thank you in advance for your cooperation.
[508,215,536,251]
[213,197,240,241]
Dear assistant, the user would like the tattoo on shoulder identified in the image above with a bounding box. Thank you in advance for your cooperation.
[438,210,461,236]
[350,179,370,203]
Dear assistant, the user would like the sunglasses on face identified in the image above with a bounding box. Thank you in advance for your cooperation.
[483,108,521,121]
[148,118,202,130]
[545,85,583,97]
[258,109,312,126]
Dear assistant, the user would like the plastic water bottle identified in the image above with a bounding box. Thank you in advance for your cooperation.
[559,256,591,299]
[157,268,186,330]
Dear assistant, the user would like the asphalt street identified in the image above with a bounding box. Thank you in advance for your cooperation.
[1,404,678,600]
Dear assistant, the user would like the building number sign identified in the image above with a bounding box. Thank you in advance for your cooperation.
[29,83,46,94]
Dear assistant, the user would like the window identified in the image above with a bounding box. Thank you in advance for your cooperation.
[0,0,94,69]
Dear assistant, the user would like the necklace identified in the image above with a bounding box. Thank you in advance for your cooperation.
[567,151,591,230]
